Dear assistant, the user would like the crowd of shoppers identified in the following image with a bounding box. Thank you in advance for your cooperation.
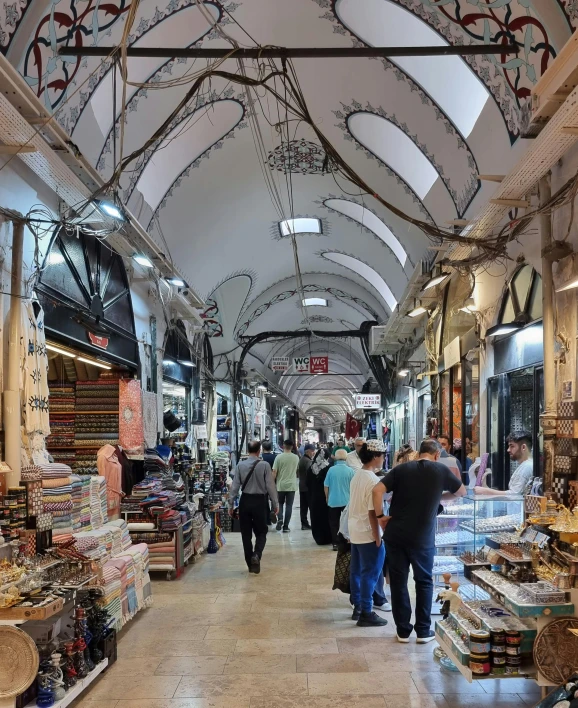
[229,433,467,642]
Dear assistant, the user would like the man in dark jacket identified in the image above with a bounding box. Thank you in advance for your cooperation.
[297,444,315,530]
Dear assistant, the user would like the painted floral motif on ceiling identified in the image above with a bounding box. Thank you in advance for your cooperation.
[236,283,380,338]
[302,315,334,324]
[0,0,30,53]
[120,91,247,209]
[337,104,477,217]
[315,193,415,268]
[312,0,557,142]
[268,139,329,175]
[15,0,237,137]
[201,298,223,337]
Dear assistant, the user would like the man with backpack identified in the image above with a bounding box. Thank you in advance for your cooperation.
[229,440,279,574]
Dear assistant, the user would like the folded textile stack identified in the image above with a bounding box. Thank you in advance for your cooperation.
[107,518,132,551]
[106,556,129,619]
[89,476,108,529]
[46,413,75,447]
[147,537,176,570]
[156,509,182,532]
[50,450,76,467]
[73,527,114,559]
[79,476,92,529]
[72,451,98,474]
[105,521,123,557]
[70,475,83,531]
[98,564,122,630]
[48,383,75,412]
[131,479,162,500]
[40,463,73,535]
[122,544,151,612]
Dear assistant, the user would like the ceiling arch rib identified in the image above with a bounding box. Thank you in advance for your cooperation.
[320,252,397,312]
[323,198,407,267]
[335,0,489,139]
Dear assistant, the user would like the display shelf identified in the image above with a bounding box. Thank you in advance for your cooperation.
[24,658,108,708]
[434,629,534,683]
[471,569,575,617]
[498,548,532,563]
[459,522,519,535]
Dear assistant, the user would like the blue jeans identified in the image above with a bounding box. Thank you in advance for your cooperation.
[350,541,386,613]
[385,542,435,637]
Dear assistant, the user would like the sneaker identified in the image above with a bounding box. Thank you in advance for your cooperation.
[356,611,388,627]
[416,630,436,644]
[374,599,392,612]
[276,521,283,531]
[283,528,290,533]
[396,633,411,643]
[301,524,311,530]
[250,553,260,575]
[351,606,361,621]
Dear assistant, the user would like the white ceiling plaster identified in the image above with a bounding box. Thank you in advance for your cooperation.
[322,252,397,311]
[348,113,438,200]
[335,0,488,138]
[324,198,407,266]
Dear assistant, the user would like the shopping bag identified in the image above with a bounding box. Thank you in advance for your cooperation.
[332,541,351,594]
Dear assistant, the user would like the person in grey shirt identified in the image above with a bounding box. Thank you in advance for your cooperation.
[229,440,279,574]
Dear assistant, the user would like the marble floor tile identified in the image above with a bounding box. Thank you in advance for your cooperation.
[479,678,542,696]
[307,671,418,695]
[105,656,164,676]
[384,696,448,708]
[224,654,297,674]
[124,624,209,641]
[235,638,339,655]
[296,653,368,673]
[411,672,485,695]
[364,653,434,673]
[86,676,182,701]
[250,698,387,708]
[337,638,425,654]
[115,699,250,708]
[117,640,233,658]
[443,694,526,707]
[154,656,228,675]
[205,623,294,639]
[71,701,119,708]
[174,673,308,698]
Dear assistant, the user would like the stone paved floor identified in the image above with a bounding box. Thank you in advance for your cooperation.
[78,526,542,708]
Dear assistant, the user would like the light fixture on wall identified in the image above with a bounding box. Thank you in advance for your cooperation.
[77,356,111,370]
[46,343,76,358]
[556,276,578,292]
[178,360,195,367]
[133,254,154,268]
[460,297,477,313]
[398,369,410,377]
[93,198,127,222]
[485,322,523,337]
[407,299,429,318]
[168,278,186,287]
[421,266,450,294]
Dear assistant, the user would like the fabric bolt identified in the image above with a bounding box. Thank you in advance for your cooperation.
[142,390,158,448]
[119,378,144,452]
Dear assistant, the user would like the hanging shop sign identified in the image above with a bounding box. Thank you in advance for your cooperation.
[292,355,328,374]
[88,332,109,349]
[355,393,382,409]
[271,356,290,372]
[443,336,461,370]
[217,415,231,431]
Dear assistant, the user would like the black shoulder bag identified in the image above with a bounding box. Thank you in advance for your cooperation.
[241,458,260,492]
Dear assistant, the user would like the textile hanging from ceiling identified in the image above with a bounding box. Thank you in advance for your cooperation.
[21,300,50,435]
[119,379,144,453]
[142,391,158,449]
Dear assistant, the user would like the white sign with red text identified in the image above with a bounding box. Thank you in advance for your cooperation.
[292,356,328,374]
[271,357,290,372]
[354,393,382,409]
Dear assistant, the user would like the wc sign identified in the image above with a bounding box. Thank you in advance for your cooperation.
[292,356,328,374]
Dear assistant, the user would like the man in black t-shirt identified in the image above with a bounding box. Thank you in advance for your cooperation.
[372,439,466,643]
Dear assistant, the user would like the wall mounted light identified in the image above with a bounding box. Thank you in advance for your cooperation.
[93,198,126,222]
[77,356,111,370]
[485,322,522,337]
[421,271,450,293]
[168,278,186,287]
[46,343,76,358]
[460,297,477,313]
[133,254,154,268]
[398,369,410,377]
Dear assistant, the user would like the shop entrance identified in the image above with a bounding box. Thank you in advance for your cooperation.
[487,365,544,490]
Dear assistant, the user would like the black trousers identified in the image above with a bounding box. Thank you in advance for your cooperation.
[300,491,310,526]
[239,493,268,568]
[328,505,345,546]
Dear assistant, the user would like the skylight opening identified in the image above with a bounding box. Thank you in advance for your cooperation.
[348,113,437,200]
[335,0,488,138]
[323,252,397,311]
[303,298,327,307]
[324,198,407,266]
[279,218,322,237]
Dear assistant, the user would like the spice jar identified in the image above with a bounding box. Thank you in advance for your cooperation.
[470,630,491,654]
[491,653,506,675]
[470,652,491,676]
[505,655,521,674]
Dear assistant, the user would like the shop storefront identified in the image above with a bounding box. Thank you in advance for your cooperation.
[161,320,194,444]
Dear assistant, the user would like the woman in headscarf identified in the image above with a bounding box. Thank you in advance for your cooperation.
[307,448,333,545]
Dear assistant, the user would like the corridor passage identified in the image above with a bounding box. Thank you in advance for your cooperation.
[79,530,541,708]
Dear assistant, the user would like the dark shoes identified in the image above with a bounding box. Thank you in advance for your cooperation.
[301,524,311,530]
[249,553,260,574]
[276,521,283,531]
[332,544,338,551]
[282,528,290,533]
[351,606,361,621]
[356,611,388,627]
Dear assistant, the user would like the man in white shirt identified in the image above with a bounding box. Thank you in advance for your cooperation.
[346,437,365,471]
[475,430,533,496]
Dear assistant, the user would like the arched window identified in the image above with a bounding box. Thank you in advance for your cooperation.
[499,264,542,325]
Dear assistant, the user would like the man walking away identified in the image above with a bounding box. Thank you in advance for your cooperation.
[324,449,355,549]
[298,444,315,530]
[373,439,466,643]
[272,439,299,532]
[261,440,278,525]
[229,440,278,574]
[346,437,365,471]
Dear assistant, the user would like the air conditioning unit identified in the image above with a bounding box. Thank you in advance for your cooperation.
[169,289,205,327]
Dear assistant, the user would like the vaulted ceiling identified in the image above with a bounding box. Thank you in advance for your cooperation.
[3,0,572,424]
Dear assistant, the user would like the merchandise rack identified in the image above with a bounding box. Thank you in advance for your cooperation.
[23,659,109,708]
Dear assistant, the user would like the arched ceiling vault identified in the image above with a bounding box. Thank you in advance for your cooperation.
[4,0,571,424]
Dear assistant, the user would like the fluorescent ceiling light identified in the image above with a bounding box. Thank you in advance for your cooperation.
[46,343,76,358]
[303,298,327,307]
[94,199,126,221]
[257,383,268,391]
[178,359,195,367]
[168,278,186,287]
[460,298,477,313]
[47,251,64,265]
[398,369,410,377]
[279,218,322,237]
[133,254,154,268]
[408,305,428,318]
[77,356,111,370]
[421,273,450,292]
[485,322,522,337]
[556,277,578,292]
[163,359,173,365]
